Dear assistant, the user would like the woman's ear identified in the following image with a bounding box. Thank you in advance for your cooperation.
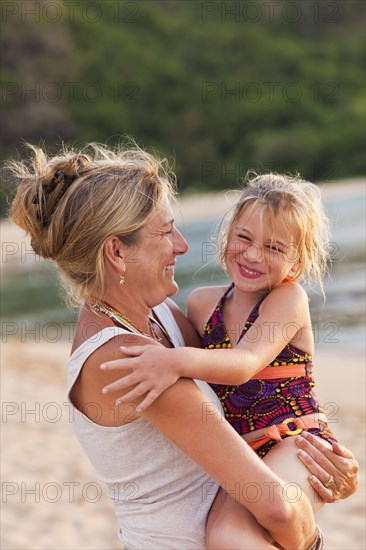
[103,236,126,274]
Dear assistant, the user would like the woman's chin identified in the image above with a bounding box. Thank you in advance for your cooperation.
[152,281,179,306]
[167,280,179,297]
[164,270,179,295]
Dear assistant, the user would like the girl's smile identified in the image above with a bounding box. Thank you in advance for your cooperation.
[236,261,263,279]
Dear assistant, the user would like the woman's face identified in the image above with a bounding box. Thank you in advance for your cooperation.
[225,201,300,294]
[124,199,188,307]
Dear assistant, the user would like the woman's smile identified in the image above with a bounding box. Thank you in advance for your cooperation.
[165,263,176,273]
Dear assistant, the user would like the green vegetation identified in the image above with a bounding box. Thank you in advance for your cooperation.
[1,0,365,216]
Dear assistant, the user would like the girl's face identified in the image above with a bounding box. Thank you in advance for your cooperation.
[225,201,301,294]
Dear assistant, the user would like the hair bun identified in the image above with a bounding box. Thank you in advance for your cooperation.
[54,153,91,179]
[33,171,77,229]
[8,146,91,259]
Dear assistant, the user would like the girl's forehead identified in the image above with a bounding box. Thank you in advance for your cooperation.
[237,201,263,220]
[236,201,272,226]
[235,202,297,239]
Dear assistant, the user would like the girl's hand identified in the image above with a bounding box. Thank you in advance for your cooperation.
[296,431,359,502]
[100,345,183,412]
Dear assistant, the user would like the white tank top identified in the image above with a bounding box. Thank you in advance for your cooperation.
[67,302,223,549]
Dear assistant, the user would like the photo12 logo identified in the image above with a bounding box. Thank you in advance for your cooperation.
[1,1,140,24]
[201,81,339,105]
[201,2,340,24]
[1,81,141,105]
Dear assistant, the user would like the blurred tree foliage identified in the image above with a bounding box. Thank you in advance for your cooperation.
[1,0,364,216]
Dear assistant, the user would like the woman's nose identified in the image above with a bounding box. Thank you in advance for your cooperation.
[173,227,188,255]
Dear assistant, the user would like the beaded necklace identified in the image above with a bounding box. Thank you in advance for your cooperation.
[92,301,162,342]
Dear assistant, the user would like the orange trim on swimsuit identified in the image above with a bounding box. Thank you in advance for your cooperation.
[247,417,321,451]
[251,364,307,380]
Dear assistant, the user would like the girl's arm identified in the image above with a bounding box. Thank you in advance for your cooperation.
[181,282,311,383]
[102,283,310,409]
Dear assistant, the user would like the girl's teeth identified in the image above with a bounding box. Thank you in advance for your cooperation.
[242,265,260,275]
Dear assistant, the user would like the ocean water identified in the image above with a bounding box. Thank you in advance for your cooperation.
[1,186,365,351]
[173,190,365,350]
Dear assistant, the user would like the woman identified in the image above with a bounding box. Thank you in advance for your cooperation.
[9,142,358,549]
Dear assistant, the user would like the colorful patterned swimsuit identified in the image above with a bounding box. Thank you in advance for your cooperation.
[203,283,335,458]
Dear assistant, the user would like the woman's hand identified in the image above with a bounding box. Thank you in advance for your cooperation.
[296,431,359,502]
[100,345,184,412]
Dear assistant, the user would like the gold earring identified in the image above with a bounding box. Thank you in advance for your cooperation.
[119,272,125,286]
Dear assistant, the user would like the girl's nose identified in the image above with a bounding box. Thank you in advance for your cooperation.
[244,243,262,262]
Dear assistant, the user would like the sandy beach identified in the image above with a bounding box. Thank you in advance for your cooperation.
[1,338,365,550]
[1,180,365,549]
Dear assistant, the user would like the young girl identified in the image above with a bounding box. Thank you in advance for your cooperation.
[101,173,336,545]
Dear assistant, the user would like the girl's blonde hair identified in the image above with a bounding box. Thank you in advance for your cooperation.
[219,173,331,292]
[8,141,175,307]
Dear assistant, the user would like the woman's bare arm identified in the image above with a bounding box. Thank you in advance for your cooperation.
[139,377,316,549]
[71,333,315,549]
[91,304,359,508]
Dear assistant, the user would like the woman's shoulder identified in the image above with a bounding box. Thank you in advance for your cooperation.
[164,298,202,347]
[70,329,150,427]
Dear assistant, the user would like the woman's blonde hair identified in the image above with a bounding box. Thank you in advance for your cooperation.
[219,173,331,292]
[8,141,175,306]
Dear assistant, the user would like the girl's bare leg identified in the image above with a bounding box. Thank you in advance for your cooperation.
[263,435,331,513]
[206,435,330,549]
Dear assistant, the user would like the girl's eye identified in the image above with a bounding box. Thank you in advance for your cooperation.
[267,245,285,254]
[238,234,251,241]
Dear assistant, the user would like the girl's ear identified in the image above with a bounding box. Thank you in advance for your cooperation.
[103,236,127,274]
